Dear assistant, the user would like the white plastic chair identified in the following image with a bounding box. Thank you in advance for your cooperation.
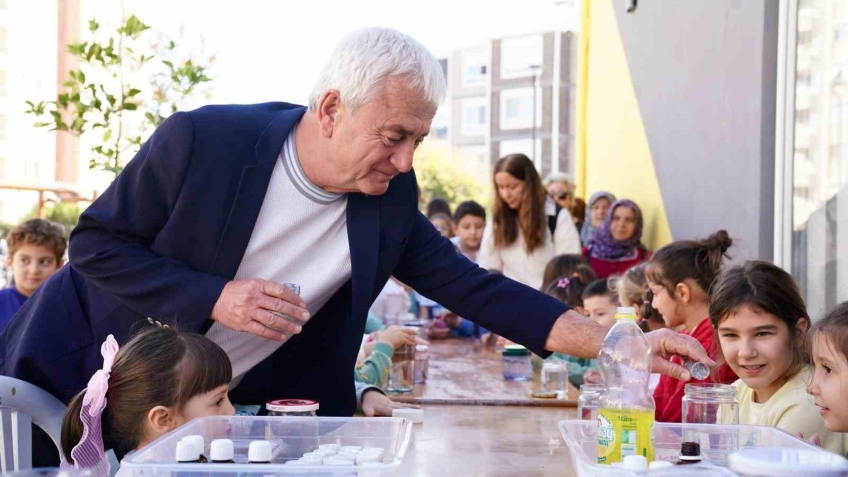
[0,376,66,473]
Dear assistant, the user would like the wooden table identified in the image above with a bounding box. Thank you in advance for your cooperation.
[389,338,579,406]
[399,405,582,476]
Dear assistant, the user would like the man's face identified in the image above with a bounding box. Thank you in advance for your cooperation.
[327,79,436,196]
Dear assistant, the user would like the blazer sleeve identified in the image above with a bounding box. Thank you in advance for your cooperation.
[392,211,569,357]
[68,112,229,329]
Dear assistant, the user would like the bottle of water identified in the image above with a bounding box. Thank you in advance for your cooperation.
[597,307,655,464]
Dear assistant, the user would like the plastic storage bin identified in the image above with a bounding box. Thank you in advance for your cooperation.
[559,420,827,477]
[122,416,412,476]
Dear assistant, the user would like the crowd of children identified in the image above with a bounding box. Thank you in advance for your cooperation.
[5,183,848,473]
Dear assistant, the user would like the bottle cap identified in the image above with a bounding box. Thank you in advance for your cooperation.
[266,399,319,413]
[502,344,531,356]
[392,408,424,423]
[182,435,205,457]
[176,441,200,462]
[248,440,273,463]
[615,307,638,320]
[649,461,674,469]
[622,454,648,470]
[415,344,429,353]
[681,441,701,457]
[210,439,234,461]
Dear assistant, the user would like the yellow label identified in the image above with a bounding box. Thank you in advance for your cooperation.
[597,408,655,464]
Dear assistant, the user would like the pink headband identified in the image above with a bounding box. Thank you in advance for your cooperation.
[62,335,120,477]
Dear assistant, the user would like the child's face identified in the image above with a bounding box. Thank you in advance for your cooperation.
[178,384,235,425]
[7,244,63,297]
[808,336,848,432]
[649,280,683,328]
[455,215,485,251]
[717,305,800,402]
[584,295,617,328]
[430,217,454,238]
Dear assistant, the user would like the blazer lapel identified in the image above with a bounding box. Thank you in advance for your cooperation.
[347,193,380,330]
[209,107,307,279]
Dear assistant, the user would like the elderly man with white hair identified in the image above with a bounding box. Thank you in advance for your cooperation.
[1,27,712,419]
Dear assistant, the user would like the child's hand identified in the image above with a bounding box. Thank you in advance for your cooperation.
[378,326,416,350]
[361,390,418,417]
[362,341,376,357]
[584,369,602,384]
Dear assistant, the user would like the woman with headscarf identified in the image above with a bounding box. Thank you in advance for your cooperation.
[582,199,651,279]
[580,191,616,246]
[479,154,581,289]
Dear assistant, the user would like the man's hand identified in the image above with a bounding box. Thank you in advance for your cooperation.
[210,278,310,340]
[361,390,419,417]
[646,328,715,381]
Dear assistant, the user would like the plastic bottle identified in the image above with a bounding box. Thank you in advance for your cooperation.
[597,307,656,464]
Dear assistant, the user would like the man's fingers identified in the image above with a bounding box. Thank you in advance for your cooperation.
[651,356,692,382]
[650,329,716,367]
[252,310,302,336]
[261,280,308,307]
[245,320,285,341]
[257,295,310,322]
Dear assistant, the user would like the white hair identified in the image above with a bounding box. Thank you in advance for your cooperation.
[308,27,447,113]
[543,172,576,191]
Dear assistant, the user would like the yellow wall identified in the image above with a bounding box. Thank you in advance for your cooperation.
[575,0,673,250]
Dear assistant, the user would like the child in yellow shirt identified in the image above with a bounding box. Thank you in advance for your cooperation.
[710,261,844,454]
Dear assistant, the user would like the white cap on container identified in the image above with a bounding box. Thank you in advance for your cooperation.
[622,455,648,470]
[248,440,273,463]
[415,344,429,352]
[392,408,424,423]
[210,439,234,461]
[181,435,205,458]
[324,457,354,466]
[729,448,848,476]
[175,440,200,462]
[356,453,381,465]
[649,461,674,469]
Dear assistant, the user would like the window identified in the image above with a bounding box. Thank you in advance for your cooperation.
[499,87,542,130]
[461,97,488,136]
[500,35,543,79]
[499,138,542,163]
[785,0,848,313]
[461,48,488,87]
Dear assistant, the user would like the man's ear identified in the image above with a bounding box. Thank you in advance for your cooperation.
[316,89,343,138]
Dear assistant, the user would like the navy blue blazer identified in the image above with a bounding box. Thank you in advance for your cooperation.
[0,102,568,415]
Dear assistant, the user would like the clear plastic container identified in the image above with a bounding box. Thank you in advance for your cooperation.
[502,344,533,381]
[560,420,828,477]
[682,383,739,426]
[578,384,603,421]
[596,307,655,464]
[122,416,412,476]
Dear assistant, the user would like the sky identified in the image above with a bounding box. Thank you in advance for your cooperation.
[102,0,579,105]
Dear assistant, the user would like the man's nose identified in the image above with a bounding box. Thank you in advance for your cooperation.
[390,144,415,173]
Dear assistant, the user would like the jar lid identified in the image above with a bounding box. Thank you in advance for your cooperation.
[503,344,530,356]
[266,399,319,412]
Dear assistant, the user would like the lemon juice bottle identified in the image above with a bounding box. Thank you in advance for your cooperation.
[597,307,655,464]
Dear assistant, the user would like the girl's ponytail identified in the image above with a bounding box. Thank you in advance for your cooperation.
[61,390,87,463]
[647,229,734,294]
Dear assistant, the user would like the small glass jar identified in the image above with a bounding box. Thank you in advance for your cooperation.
[502,345,533,381]
[682,383,739,425]
[542,361,569,393]
[388,344,415,392]
[266,399,319,417]
[578,384,603,421]
[414,344,429,384]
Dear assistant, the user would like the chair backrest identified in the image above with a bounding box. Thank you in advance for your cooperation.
[0,376,66,473]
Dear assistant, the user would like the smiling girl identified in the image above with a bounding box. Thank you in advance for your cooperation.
[710,261,843,454]
[807,302,848,450]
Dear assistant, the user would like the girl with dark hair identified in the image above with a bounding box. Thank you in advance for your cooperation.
[541,254,597,292]
[544,275,597,386]
[711,261,843,454]
[808,302,848,438]
[61,327,235,476]
[582,199,650,279]
[479,154,581,289]
[646,230,737,423]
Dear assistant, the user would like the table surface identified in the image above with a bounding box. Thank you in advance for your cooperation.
[388,338,579,406]
[399,405,581,476]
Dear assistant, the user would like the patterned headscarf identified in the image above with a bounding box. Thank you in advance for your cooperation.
[580,191,617,245]
[589,199,644,260]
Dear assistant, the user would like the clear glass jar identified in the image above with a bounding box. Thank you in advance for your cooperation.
[578,384,603,421]
[414,344,429,384]
[682,383,739,425]
[266,399,319,417]
[389,343,415,392]
[502,345,533,381]
[542,360,569,393]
